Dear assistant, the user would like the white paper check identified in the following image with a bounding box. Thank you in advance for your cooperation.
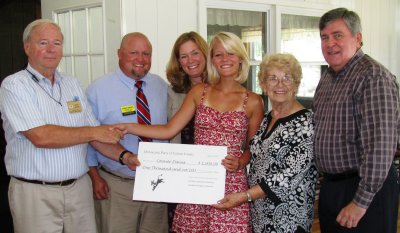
[133,142,227,205]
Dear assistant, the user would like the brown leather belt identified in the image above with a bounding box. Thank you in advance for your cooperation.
[13,176,76,186]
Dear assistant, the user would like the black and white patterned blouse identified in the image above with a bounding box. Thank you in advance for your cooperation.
[248,109,318,233]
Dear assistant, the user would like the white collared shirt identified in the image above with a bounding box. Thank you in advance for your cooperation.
[0,64,99,181]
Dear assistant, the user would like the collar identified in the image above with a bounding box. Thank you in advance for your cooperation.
[116,67,150,89]
[327,49,364,78]
[26,64,62,84]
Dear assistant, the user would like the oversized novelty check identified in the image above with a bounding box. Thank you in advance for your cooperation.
[132,142,227,205]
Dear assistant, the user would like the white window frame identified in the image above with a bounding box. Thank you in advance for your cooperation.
[275,6,325,53]
[199,0,273,57]
[277,6,328,99]
[199,1,332,106]
[53,3,106,89]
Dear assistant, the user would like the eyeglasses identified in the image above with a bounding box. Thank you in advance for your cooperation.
[261,75,293,86]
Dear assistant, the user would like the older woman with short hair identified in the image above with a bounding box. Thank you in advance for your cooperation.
[214,53,318,233]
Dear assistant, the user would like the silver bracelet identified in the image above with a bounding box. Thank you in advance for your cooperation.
[246,191,252,202]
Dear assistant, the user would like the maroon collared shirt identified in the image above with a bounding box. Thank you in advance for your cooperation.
[313,49,400,208]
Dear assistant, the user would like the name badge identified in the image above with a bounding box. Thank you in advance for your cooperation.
[121,105,136,116]
[67,100,82,113]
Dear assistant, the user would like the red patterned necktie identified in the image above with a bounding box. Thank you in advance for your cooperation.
[135,80,152,142]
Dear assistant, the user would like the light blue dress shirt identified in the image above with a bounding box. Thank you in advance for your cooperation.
[86,68,168,177]
[0,64,99,181]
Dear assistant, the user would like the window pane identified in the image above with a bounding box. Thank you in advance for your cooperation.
[91,55,105,82]
[74,56,89,89]
[55,6,105,87]
[57,12,71,54]
[298,64,322,97]
[89,7,104,54]
[281,14,325,98]
[72,10,88,54]
[207,8,266,94]
[59,56,73,75]
[250,65,262,94]
[281,14,322,61]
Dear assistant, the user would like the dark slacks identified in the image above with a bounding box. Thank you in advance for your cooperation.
[318,165,399,233]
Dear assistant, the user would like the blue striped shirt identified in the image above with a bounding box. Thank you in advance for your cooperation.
[86,68,168,177]
[0,64,99,181]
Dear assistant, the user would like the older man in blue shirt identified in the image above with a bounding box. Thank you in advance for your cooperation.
[0,19,140,233]
[86,32,168,233]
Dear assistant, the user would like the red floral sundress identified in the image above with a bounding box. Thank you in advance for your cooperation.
[172,85,251,233]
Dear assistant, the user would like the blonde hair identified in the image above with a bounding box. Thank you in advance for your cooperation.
[258,53,302,93]
[207,32,249,85]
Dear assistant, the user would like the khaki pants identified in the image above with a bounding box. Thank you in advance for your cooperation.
[9,174,96,233]
[95,169,168,233]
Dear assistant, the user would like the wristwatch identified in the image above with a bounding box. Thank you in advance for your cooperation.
[119,150,131,165]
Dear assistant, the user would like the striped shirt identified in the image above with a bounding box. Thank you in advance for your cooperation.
[0,64,99,182]
[313,49,400,208]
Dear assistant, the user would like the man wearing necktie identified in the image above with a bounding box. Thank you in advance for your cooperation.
[86,32,168,233]
[135,80,152,142]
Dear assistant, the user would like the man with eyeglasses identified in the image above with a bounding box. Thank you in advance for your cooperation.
[313,8,399,233]
[0,19,140,233]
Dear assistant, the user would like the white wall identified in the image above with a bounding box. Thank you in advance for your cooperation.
[120,0,198,79]
[120,0,334,79]
[42,0,400,81]
[120,0,400,79]
[355,0,400,79]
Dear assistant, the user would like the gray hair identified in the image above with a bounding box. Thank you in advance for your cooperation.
[319,8,362,36]
[23,19,63,43]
